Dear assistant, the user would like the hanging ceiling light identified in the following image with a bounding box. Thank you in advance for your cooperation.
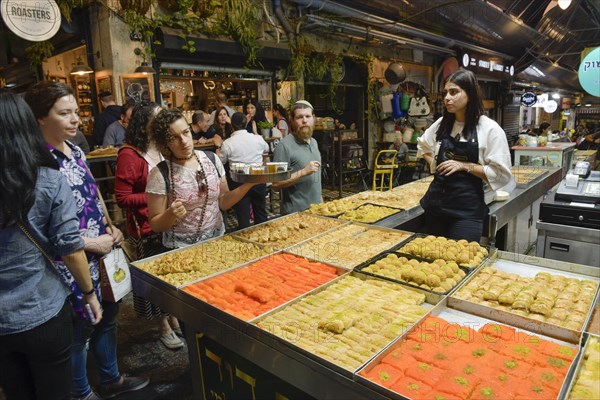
[557,0,572,10]
[70,59,94,75]
[134,61,156,75]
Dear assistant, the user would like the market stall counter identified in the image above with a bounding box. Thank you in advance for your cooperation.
[131,212,599,399]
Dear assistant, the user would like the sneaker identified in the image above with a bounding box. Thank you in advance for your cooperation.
[72,391,102,400]
[160,331,184,350]
[98,375,149,399]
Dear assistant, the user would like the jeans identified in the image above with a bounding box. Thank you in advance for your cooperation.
[424,211,484,242]
[71,301,121,397]
[0,300,73,400]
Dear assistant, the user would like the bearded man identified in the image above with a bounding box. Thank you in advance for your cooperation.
[272,100,322,214]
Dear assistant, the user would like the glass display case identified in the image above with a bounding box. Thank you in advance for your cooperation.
[512,142,576,178]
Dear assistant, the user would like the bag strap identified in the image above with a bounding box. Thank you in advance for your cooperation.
[157,160,170,193]
[202,150,221,177]
[17,221,55,267]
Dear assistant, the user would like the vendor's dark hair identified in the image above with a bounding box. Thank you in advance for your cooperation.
[25,81,75,119]
[275,103,289,121]
[436,69,483,142]
[125,101,161,152]
[151,108,185,153]
[0,89,58,227]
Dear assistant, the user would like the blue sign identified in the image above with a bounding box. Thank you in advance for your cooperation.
[521,92,537,107]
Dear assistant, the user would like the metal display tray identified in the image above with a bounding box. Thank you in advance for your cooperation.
[285,222,415,268]
[561,332,599,399]
[355,251,473,296]
[131,254,389,399]
[252,271,441,380]
[356,298,581,400]
[512,165,551,188]
[395,232,494,270]
[337,202,406,224]
[230,212,349,249]
[130,233,271,289]
[449,251,600,343]
[230,169,291,183]
[178,250,351,320]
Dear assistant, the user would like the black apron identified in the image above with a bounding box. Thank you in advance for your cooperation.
[420,132,486,220]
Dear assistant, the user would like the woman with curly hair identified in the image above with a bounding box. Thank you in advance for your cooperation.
[211,106,234,139]
[114,102,184,350]
[146,108,255,248]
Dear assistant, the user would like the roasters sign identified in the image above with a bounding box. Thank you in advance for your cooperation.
[1,0,61,41]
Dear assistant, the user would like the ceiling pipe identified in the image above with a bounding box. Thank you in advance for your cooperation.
[273,0,296,42]
[307,15,456,55]
[288,0,515,60]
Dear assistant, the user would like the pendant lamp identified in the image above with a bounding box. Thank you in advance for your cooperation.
[135,61,156,75]
[70,59,94,75]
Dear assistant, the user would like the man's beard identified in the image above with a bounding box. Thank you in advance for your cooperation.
[296,125,314,141]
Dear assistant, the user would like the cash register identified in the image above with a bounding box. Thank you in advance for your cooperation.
[537,163,599,266]
[540,163,599,229]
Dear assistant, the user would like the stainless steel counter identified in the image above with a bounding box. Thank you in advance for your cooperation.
[488,166,562,231]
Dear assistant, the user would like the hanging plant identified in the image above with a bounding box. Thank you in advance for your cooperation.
[221,0,262,66]
[193,0,219,19]
[307,54,328,80]
[156,0,179,13]
[25,41,54,78]
[56,0,94,23]
[119,0,153,15]
[354,53,382,122]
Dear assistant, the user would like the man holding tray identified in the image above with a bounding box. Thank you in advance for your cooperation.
[219,112,269,229]
[272,100,322,214]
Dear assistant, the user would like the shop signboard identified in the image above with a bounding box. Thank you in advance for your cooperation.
[196,333,318,400]
[578,46,600,97]
[521,91,537,107]
[0,0,61,41]
[461,51,514,78]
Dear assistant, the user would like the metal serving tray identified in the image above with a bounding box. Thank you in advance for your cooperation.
[355,251,473,296]
[178,250,350,321]
[230,169,291,184]
[356,298,581,400]
[130,233,272,288]
[285,222,414,268]
[561,332,599,399]
[252,271,439,379]
[395,233,494,270]
[449,251,600,343]
[338,203,406,224]
[231,212,349,250]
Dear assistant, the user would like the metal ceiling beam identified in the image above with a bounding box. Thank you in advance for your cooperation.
[305,15,457,55]
[288,0,515,60]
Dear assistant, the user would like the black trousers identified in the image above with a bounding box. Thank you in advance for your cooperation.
[0,300,73,400]
[424,211,484,242]
[228,181,267,230]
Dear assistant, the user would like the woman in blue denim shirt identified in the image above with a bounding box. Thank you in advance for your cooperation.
[0,90,102,400]
[25,82,148,400]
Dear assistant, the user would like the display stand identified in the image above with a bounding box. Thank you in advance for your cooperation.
[512,142,576,178]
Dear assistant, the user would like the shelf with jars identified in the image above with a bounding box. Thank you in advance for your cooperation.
[72,76,94,135]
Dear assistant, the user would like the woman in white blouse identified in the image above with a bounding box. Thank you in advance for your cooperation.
[417,69,512,242]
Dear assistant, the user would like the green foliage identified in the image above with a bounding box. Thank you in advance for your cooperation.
[56,0,93,23]
[121,0,261,64]
[25,41,55,79]
[257,120,274,129]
